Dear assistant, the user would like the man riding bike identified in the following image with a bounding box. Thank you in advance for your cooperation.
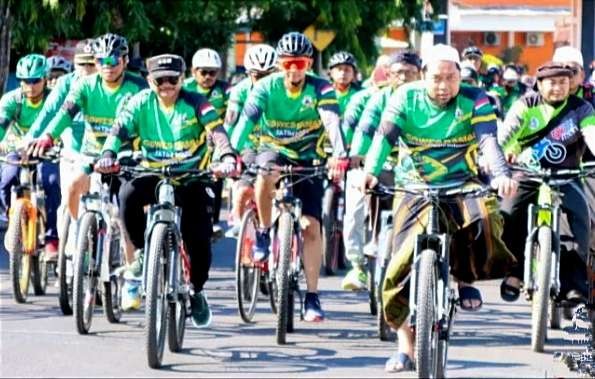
[0,54,61,258]
[30,33,148,307]
[184,48,231,237]
[47,56,73,90]
[498,62,595,305]
[362,44,517,372]
[96,53,237,328]
[231,31,349,322]
[26,39,97,256]
[327,51,360,114]
[341,51,421,291]
[224,43,278,238]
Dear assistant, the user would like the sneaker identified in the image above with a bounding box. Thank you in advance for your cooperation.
[304,292,325,322]
[190,291,212,328]
[121,279,141,311]
[224,224,241,239]
[126,249,143,279]
[341,266,368,291]
[44,239,59,262]
[253,229,270,262]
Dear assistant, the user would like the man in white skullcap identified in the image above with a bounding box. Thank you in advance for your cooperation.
[553,46,593,107]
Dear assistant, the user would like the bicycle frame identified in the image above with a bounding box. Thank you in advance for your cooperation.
[11,165,45,254]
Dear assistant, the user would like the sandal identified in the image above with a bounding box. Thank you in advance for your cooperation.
[458,285,483,311]
[500,276,521,302]
[385,352,415,373]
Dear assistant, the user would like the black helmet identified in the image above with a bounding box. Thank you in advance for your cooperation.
[390,50,422,69]
[93,33,129,58]
[462,46,483,59]
[328,51,357,70]
[276,32,313,58]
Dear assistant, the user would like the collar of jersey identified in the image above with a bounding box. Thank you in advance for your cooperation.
[286,88,302,99]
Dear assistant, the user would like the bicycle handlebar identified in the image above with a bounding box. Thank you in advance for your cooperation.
[247,163,328,176]
[511,162,595,183]
[0,148,61,165]
[368,182,495,199]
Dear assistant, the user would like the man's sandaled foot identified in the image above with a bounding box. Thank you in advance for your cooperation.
[458,284,483,311]
[385,352,415,373]
[500,276,521,302]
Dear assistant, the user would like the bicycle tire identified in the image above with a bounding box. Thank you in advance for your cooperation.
[235,208,260,323]
[168,249,186,353]
[275,212,293,345]
[532,226,552,352]
[32,214,47,295]
[103,229,123,324]
[416,249,440,378]
[367,256,378,315]
[549,302,561,330]
[321,186,338,276]
[58,213,73,315]
[146,223,169,368]
[73,212,99,335]
[7,201,32,303]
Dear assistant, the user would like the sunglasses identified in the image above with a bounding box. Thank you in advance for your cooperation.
[21,78,43,85]
[280,58,309,71]
[198,69,218,77]
[76,63,95,67]
[96,56,120,67]
[153,76,180,86]
[249,71,273,80]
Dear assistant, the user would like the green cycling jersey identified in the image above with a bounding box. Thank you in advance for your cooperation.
[0,87,49,150]
[45,71,147,157]
[365,81,509,184]
[231,72,347,160]
[183,78,230,118]
[102,88,233,170]
[341,86,381,146]
[351,85,396,157]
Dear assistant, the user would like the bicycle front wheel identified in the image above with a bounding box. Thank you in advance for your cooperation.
[73,212,100,335]
[146,223,170,368]
[6,201,33,303]
[275,212,293,345]
[321,186,338,276]
[531,226,552,352]
[168,247,186,353]
[235,208,260,323]
[415,249,440,378]
[103,227,124,324]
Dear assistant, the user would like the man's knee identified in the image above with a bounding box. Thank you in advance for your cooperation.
[302,216,321,242]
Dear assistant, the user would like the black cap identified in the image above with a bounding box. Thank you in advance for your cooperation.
[146,54,186,78]
[536,61,573,81]
[390,50,422,69]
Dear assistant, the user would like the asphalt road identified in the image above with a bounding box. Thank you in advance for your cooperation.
[0,225,586,378]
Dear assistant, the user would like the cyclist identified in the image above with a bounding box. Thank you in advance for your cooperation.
[0,54,61,258]
[231,31,349,322]
[47,56,73,89]
[224,43,278,238]
[461,64,503,119]
[30,33,148,294]
[26,39,97,258]
[362,44,517,372]
[461,46,483,81]
[341,51,421,291]
[184,48,230,236]
[498,62,595,305]
[327,51,360,114]
[96,54,237,327]
[500,64,527,115]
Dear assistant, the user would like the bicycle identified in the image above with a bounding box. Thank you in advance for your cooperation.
[372,181,494,378]
[321,175,346,276]
[118,163,213,369]
[254,164,327,345]
[2,150,59,303]
[234,193,278,323]
[511,162,595,353]
[73,168,125,334]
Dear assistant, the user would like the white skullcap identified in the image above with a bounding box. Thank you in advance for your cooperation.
[502,67,519,81]
[422,44,461,68]
[553,46,584,67]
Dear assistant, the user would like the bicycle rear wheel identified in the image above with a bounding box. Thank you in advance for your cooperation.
[146,223,169,368]
[32,215,47,295]
[275,212,293,345]
[73,212,100,335]
[531,226,552,352]
[235,208,260,323]
[321,186,338,275]
[58,213,73,315]
[168,247,186,353]
[415,249,440,378]
[103,228,124,323]
[6,201,33,303]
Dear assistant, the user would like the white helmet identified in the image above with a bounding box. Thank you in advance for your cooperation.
[244,44,277,73]
[192,48,222,69]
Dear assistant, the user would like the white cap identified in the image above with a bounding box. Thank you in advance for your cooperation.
[192,48,222,69]
[422,44,461,68]
[502,67,519,81]
[553,46,584,67]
